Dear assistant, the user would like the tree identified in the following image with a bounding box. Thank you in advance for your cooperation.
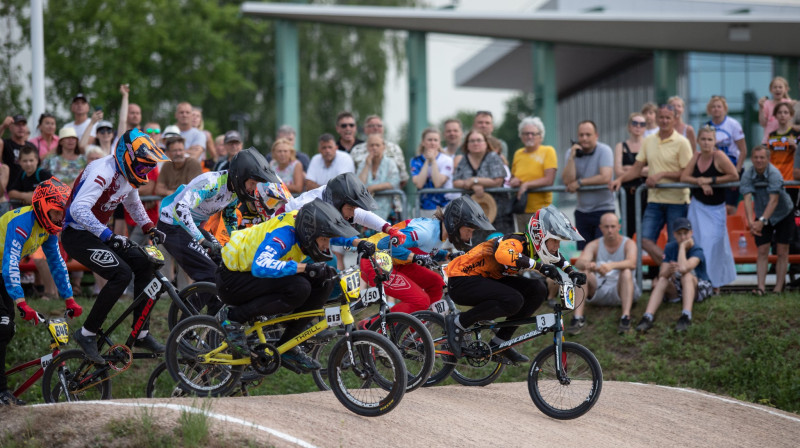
[495,92,535,156]
[0,0,28,117]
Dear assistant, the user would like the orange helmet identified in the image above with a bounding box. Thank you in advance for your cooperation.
[115,129,168,187]
[32,177,72,234]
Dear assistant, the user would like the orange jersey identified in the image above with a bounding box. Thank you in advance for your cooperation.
[446,234,533,279]
[201,209,243,246]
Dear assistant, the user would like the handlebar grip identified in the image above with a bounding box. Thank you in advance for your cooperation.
[390,236,400,246]
[35,312,46,325]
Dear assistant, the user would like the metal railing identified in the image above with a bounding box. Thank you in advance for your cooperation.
[373,188,409,219]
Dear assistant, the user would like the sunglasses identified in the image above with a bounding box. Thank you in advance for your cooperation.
[339,123,356,128]
[98,128,114,134]
[630,121,647,127]
[521,132,541,137]
[146,128,161,134]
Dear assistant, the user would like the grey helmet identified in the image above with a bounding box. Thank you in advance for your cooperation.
[442,196,495,251]
[527,205,584,264]
[322,172,378,214]
[227,147,281,201]
[295,199,359,262]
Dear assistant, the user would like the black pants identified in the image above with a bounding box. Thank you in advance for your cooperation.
[62,227,155,333]
[216,265,333,344]
[0,277,16,391]
[157,221,217,283]
[449,275,546,341]
[575,209,615,251]
[621,184,647,238]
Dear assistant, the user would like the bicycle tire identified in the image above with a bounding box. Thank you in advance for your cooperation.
[164,315,243,397]
[146,361,192,398]
[327,330,407,417]
[41,349,112,403]
[367,312,434,392]
[411,311,456,387]
[168,282,221,330]
[527,341,603,420]
[308,329,345,391]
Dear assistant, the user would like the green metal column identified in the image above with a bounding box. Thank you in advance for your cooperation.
[653,50,680,105]
[773,57,799,90]
[532,42,557,149]
[275,19,300,151]
[407,31,428,200]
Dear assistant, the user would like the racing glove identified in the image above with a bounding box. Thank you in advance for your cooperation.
[147,227,167,245]
[413,254,438,270]
[568,270,587,286]
[356,240,376,257]
[383,224,406,247]
[447,251,465,261]
[200,238,222,260]
[305,262,335,280]
[107,233,131,252]
[538,263,561,280]
[16,300,40,325]
[65,298,83,318]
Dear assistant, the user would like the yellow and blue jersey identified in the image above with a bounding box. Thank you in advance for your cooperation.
[0,207,72,300]
[221,211,308,278]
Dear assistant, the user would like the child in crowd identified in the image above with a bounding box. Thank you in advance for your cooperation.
[6,144,52,208]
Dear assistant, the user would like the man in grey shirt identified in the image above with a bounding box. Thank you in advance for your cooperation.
[562,120,615,249]
[174,102,206,162]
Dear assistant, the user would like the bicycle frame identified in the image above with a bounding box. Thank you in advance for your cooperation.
[5,318,69,399]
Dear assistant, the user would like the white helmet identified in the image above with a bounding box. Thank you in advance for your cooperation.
[527,205,584,264]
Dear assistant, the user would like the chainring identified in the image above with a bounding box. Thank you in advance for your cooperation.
[464,339,492,368]
[250,343,280,375]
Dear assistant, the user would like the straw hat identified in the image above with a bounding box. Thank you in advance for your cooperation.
[58,127,78,140]
[470,193,497,223]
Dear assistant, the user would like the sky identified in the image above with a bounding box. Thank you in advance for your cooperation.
[381,0,539,141]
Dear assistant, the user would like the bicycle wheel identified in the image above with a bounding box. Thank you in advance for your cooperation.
[146,361,192,398]
[308,329,344,391]
[168,282,221,330]
[327,330,407,417]
[412,311,456,387]
[450,324,505,387]
[528,341,603,420]
[41,349,112,403]
[368,312,434,392]
[165,315,243,397]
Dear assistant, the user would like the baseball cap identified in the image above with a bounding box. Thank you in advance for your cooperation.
[224,130,242,143]
[672,217,692,232]
[162,125,181,139]
[12,114,26,124]
[96,120,113,131]
[72,93,88,103]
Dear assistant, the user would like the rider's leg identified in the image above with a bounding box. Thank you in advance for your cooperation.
[277,277,334,345]
[158,222,220,313]
[399,263,444,305]
[0,284,15,393]
[448,276,525,328]
[360,260,434,315]
[216,267,312,323]
[492,276,546,341]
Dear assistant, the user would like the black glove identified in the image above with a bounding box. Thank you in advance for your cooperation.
[200,238,222,260]
[107,234,131,252]
[305,262,334,280]
[148,227,166,245]
[448,251,465,261]
[539,263,560,280]
[569,270,587,286]
[356,240,376,257]
[413,254,438,269]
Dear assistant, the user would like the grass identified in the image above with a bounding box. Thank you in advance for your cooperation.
[5,288,799,415]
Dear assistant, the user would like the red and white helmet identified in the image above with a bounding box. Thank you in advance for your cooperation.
[527,205,584,264]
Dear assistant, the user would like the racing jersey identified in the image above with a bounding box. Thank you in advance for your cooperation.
[280,185,388,232]
[446,233,571,279]
[221,211,308,278]
[362,218,447,264]
[705,117,745,165]
[64,155,153,241]
[0,207,72,300]
[159,171,239,241]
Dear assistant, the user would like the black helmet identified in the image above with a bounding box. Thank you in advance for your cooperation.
[295,199,359,262]
[322,172,378,213]
[442,196,496,251]
[227,147,281,201]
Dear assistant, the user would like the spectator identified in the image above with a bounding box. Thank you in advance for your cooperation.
[741,145,794,295]
[473,110,508,160]
[214,134,225,161]
[276,124,310,171]
[305,133,355,189]
[680,125,739,290]
[270,138,305,194]
[79,117,115,155]
[641,102,659,137]
[610,104,693,263]
[214,131,243,171]
[0,163,9,215]
[562,120,615,249]
[30,113,58,159]
[143,122,162,148]
[154,136,203,197]
[759,76,796,144]
[572,212,640,334]
[766,103,799,203]
[614,112,648,237]
[705,95,747,215]
[63,93,97,140]
[111,84,135,150]
[411,128,454,218]
[1,114,32,181]
[442,119,463,159]
[349,115,409,185]
[174,102,206,161]
[85,145,105,166]
[7,144,51,208]
[635,217,711,333]
[668,96,697,151]
[161,125,181,142]
[41,127,86,187]
[509,116,557,232]
[453,130,510,234]
[335,111,362,153]
[191,107,217,163]
[357,134,400,221]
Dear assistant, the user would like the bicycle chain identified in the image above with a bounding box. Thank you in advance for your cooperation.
[69,345,132,395]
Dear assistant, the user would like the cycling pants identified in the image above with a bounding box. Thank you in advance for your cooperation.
[216,265,333,344]
[448,275,546,341]
[360,260,444,315]
[62,227,155,334]
[0,277,16,391]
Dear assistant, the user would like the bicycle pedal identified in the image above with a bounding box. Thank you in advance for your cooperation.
[280,359,306,375]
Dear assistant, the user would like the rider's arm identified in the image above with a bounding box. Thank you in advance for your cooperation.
[221,199,239,237]
[352,207,389,233]
[284,186,323,213]
[174,181,217,242]
[494,237,536,270]
[554,254,577,274]
[2,213,34,300]
[69,170,119,240]
[390,227,419,262]
[250,226,299,278]
[121,188,155,233]
[41,233,74,299]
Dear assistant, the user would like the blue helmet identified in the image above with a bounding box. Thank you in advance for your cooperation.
[114,129,169,188]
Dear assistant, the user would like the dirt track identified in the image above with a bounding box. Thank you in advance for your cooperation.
[4,381,799,447]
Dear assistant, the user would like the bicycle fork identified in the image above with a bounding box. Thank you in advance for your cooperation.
[553,313,570,385]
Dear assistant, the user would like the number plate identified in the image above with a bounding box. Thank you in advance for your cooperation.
[536,313,556,331]
[144,277,161,300]
[325,306,343,327]
[40,353,54,369]
[430,299,450,315]
[48,319,70,345]
[360,287,383,305]
[340,271,361,299]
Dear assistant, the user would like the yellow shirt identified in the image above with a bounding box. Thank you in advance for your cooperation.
[511,145,558,212]
[221,211,307,273]
[636,131,693,204]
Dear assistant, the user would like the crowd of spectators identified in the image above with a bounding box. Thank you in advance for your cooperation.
[2,75,800,335]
